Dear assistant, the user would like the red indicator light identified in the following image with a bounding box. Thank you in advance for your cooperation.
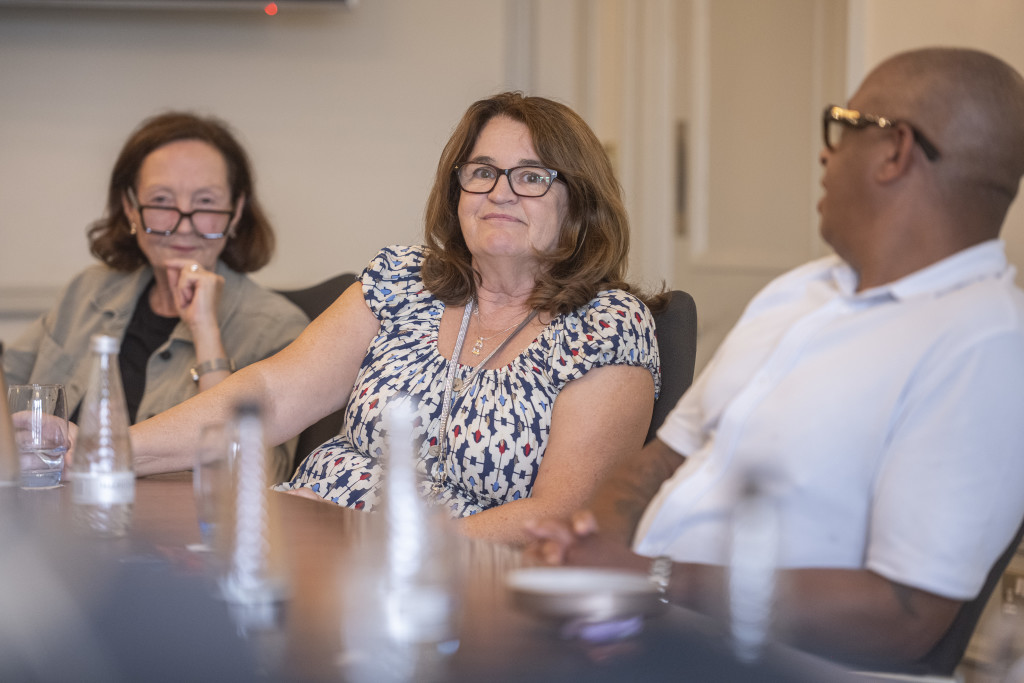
[264,2,278,15]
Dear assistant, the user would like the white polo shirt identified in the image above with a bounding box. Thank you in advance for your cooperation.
[634,240,1024,600]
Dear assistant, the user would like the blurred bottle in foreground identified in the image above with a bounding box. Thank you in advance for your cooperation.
[728,473,780,664]
[71,335,134,538]
[218,401,286,605]
[0,354,19,487]
[217,401,288,677]
[343,398,461,683]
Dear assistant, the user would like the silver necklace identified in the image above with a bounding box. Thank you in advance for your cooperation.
[471,301,524,355]
[430,298,537,493]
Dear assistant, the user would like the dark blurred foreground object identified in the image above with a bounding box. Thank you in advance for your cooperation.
[0,479,872,683]
[908,515,1024,676]
[481,596,862,683]
[0,488,261,683]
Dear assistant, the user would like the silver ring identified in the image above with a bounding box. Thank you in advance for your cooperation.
[190,264,200,273]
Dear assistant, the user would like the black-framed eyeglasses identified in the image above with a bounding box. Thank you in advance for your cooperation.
[454,162,562,198]
[126,187,234,239]
[823,105,940,161]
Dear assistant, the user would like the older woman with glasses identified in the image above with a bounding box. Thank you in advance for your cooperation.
[129,93,662,544]
[2,112,309,481]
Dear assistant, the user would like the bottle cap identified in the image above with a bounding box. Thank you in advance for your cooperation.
[90,335,119,354]
[234,401,262,418]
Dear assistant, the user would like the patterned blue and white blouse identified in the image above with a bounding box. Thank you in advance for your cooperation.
[277,245,661,517]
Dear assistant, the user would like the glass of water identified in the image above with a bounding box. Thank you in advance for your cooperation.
[193,422,237,552]
[7,384,68,489]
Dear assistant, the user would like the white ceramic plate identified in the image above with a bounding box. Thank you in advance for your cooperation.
[506,567,665,622]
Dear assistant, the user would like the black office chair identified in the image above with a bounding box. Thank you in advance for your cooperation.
[276,272,358,473]
[910,516,1024,676]
[645,290,699,444]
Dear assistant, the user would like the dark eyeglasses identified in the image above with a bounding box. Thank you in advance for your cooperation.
[454,163,562,198]
[126,188,234,239]
[823,105,940,161]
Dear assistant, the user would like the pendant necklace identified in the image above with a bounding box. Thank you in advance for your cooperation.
[471,301,523,355]
[430,297,536,493]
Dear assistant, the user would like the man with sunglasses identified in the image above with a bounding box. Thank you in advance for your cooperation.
[526,47,1024,673]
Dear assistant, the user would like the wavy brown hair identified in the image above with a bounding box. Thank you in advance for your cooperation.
[88,111,274,273]
[422,92,658,315]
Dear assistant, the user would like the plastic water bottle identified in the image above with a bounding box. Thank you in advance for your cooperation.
[217,401,288,678]
[728,474,780,663]
[71,335,134,537]
[381,400,460,655]
[219,401,285,606]
[343,398,460,683]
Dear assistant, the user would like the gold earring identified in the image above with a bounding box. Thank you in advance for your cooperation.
[129,221,137,235]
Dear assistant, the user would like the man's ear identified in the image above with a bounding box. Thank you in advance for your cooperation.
[876,123,917,183]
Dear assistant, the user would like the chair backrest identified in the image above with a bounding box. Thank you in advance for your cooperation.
[277,272,358,324]
[276,272,358,473]
[645,290,698,444]
[911,515,1024,675]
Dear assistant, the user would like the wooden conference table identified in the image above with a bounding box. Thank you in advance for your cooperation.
[0,476,872,682]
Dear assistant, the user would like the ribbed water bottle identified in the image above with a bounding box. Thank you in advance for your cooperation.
[71,334,135,537]
[728,474,780,663]
[343,398,461,683]
[219,401,283,605]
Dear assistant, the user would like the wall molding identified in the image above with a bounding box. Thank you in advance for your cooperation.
[0,287,57,318]
[687,0,843,272]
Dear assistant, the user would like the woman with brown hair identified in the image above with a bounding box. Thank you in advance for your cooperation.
[3,112,309,481]
[130,93,661,544]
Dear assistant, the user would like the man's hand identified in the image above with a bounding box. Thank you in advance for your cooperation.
[524,511,651,575]
[524,510,598,565]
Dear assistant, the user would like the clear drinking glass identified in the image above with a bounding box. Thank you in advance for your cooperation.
[7,384,68,489]
[193,422,238,552]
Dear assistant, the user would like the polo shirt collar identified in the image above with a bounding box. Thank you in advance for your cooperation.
[828,239,1008,302]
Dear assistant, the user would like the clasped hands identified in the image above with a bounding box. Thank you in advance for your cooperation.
[523,510,653,575]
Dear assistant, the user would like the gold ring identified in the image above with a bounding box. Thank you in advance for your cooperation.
[190,264,200,273]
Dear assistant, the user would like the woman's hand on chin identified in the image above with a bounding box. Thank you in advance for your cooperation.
[164,259,225,332]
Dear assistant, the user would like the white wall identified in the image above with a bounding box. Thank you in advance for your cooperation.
[3,0,1024,359]
[672,0,1024,372]
[855,0,1024,274]
[0,0,517,343]
[671,0,848,373]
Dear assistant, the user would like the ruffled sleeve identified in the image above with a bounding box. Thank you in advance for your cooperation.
[360,245,434,322]
[537,290,661,397]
